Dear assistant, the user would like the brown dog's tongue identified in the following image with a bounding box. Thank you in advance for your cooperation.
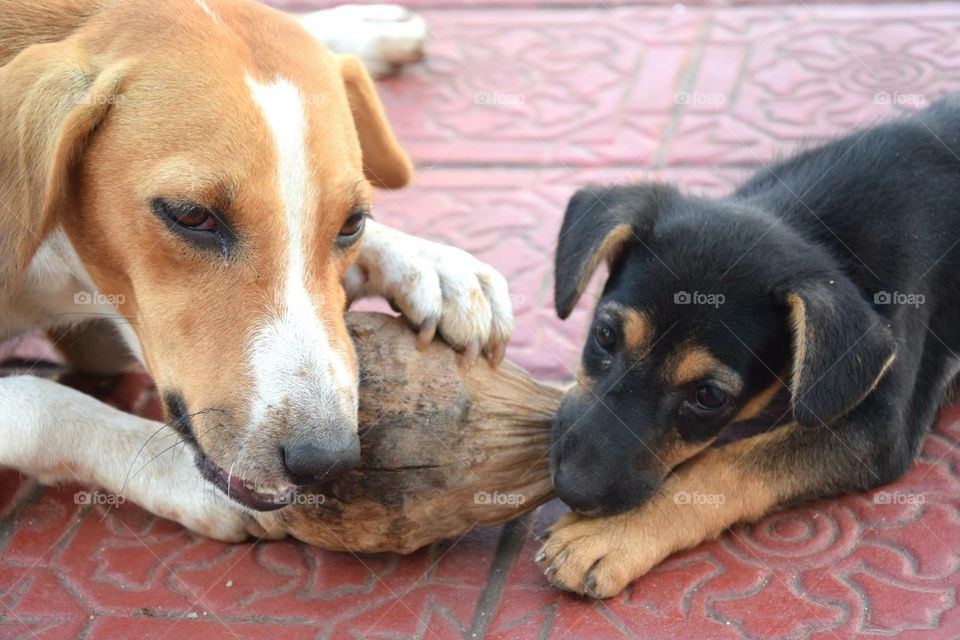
[270,312,561,554]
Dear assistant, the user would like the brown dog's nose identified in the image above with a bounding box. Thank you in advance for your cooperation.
[281,437,360,486]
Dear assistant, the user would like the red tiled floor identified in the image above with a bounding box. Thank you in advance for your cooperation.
[488,412,960,638]
[4,1,960,638]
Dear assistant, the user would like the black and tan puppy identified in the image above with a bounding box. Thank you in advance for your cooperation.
[537,96,960,598]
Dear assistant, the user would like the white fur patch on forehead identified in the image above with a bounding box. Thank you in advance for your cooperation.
[196,0,218,20]
[244,76,357,433]
[245,77,312,246]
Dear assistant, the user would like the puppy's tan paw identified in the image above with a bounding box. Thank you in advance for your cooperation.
[535,512,655,599]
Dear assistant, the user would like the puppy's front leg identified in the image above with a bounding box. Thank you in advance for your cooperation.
[0,376,279,541]
[537,420,898,598]
[346,219,513,363]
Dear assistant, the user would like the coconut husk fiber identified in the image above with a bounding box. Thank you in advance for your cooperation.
[273,312,562,554]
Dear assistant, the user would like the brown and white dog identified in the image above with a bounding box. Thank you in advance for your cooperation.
[0,0,511,540]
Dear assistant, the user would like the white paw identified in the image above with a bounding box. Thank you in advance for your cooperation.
[300,5,428,77]
[351,221,513,364]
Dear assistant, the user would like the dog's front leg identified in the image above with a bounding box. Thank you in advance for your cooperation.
[346,219,513,364]
[298,5,427,77]
[537,418,903,598]
[0,376,280,541]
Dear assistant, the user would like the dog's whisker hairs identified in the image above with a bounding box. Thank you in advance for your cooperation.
[120,407,232,492]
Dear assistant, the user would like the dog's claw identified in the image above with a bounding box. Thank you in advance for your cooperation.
[534,551,546,563]
[584,574,599,597]
[460,339,481,367]
[486,341,506,367]
[544,563,558,576]
[417,318,438,349]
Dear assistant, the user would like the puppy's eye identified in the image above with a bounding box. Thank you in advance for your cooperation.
[593,319,617,351]
[337,213,365,243]
[694,384,728,411]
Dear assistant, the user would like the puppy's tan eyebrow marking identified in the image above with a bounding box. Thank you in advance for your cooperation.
[670,345,742,392]
[622,308,654,352]
[672,346,719,385]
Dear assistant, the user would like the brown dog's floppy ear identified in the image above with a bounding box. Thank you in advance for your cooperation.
[337,54,413,189]
[0,41,127,275]
[778,277,896,427]
[554,183,671,319]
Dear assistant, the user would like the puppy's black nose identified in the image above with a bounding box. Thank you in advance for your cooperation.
[553,467,606,514]
[281,436,360,486]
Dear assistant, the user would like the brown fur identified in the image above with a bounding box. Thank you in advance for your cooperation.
[668,345,743,394]
[622,308,652,353]
[568,223,633,310]
[0,0,411,479]
[540,424,803,598]
[732,379,783,423]
[784,293,808,401]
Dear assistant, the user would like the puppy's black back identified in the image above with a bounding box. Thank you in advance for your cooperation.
[735,97,960,348]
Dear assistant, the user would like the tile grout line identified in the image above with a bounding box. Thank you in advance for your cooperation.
[652,12,713,169]
[467,512,536,639]
[0,482,45,553]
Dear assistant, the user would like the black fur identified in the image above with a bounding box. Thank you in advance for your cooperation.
[551,95,960,517]
[164,392,196,446]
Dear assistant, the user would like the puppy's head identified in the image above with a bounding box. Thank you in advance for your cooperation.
[551,184,896,516]
[2,0,412,510]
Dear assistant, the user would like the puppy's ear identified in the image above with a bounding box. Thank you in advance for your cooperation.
[337,54,413,189]
[0,41,127,274]
[777,277,896,427]
[554,183,670,319]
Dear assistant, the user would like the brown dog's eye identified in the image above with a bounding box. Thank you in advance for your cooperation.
[153,199,218,232]
[151,198,236,256]
[170,207,216,230]
[338,213,365,241]
[694,384,728,411]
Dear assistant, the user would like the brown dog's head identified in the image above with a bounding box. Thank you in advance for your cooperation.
[0,0,412,510]
[550,184,896,516]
